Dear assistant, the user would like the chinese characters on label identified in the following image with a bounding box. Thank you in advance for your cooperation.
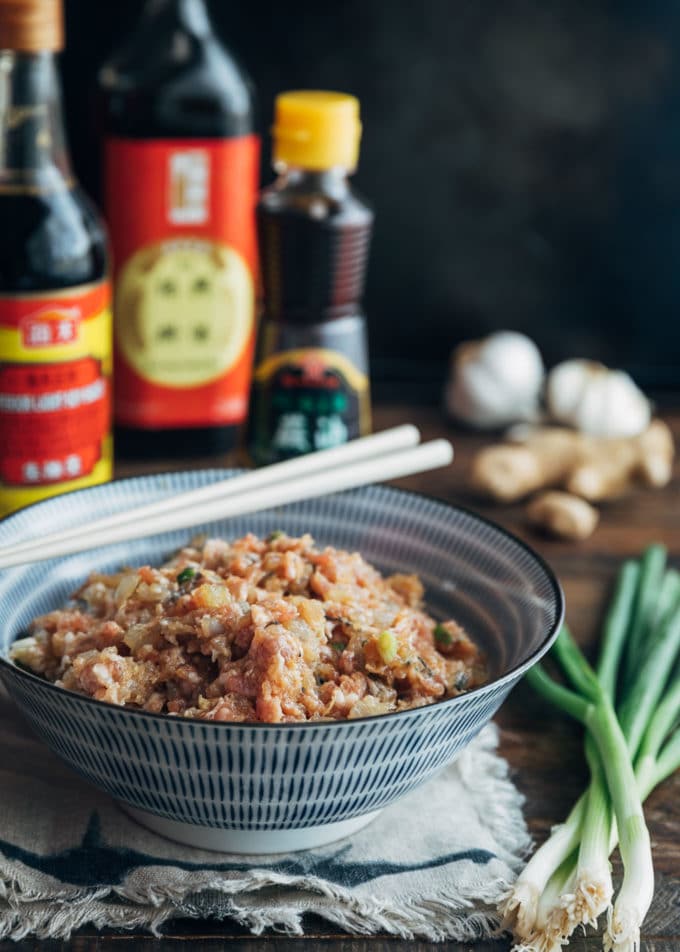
[0,285,112,507]
[270,387,350,455]
[21,310,80,348]
[272,413,349,454]
[168,150,210,225]
[22,455,83,483]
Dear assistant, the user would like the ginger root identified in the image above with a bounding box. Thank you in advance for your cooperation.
[471,420,674,504]
[527,491,599,541]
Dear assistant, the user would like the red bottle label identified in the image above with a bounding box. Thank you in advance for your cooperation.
[104,136,260,429]
[0,281,113,515]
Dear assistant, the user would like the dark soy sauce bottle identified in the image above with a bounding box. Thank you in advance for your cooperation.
[99,0,259,459]
[248,91,373,466]
[0,50,107,293]
[0,0,112,516]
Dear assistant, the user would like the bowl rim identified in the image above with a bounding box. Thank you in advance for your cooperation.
[0,472,565,731]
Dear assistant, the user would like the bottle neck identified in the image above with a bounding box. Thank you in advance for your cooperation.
[141,0,212,37]
[0,51,72,191]
[273,165,351,199]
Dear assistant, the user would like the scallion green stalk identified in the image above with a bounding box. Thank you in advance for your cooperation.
[618,593,680,759]
[597,560,640,700]
[623,544,666,686]
[651,569,680,632]
[654,728,680,785]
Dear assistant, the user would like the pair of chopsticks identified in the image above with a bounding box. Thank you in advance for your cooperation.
[0,425,453,570]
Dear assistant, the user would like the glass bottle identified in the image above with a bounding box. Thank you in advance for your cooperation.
[99,0,259,459]
[248,91,373,466]
[0,0,112,516]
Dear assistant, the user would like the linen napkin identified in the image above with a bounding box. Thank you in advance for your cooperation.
[0,690,530,942]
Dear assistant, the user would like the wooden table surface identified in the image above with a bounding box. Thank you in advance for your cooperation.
[6,404,680,952]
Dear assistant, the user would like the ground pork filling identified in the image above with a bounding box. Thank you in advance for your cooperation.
[10,533,486,723]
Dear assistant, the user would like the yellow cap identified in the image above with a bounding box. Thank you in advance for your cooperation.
[272,90,362,172]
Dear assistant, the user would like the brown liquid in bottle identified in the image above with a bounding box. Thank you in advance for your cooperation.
[0,0,112,514]
[247,92,372,465]
[0,59,107,294]
[249,171,372,464]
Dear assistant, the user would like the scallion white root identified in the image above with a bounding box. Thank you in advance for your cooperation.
[604,813,654,952]
[572,743,613,930]
[500,797,585,939]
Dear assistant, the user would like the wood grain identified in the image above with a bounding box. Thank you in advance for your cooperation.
[6,406,680,952]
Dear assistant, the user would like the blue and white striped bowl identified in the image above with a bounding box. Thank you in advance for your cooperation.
[0,472,563,853]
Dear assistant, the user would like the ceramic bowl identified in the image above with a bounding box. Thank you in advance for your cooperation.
[0,471,563,853]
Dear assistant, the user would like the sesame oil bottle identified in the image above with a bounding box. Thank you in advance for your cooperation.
[248,91,373,466]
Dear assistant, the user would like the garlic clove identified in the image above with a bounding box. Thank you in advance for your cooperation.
[546,359,651,438]
[574,371,610,433]
[449,359,514,426]
[546,360,604,421]
[481,332,543,391]
[446,330,545,429]
[600,371,651,438]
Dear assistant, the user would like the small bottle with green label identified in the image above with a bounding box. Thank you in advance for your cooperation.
[247,90,373,465]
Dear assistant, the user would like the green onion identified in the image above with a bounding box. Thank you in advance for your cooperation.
[618,591,680,759]
[267,529,284,542]
[500,797,585,938]
[651,568,680,632]
[623,544,666,685]
[573,741,613,928]
[534,855,578,942]
[596,560,639,700]
[433,623,453,646]
[526,642,654,950]
[653,728,680,786]
[634,676,680,793]
[501,546,680,952]
[176,566,196,584]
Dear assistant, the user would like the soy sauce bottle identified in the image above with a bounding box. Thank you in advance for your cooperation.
[99,0,259,459]
[0,0,112,516]
[248,92,373,466]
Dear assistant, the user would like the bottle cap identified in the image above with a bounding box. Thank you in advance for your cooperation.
[0,0,64,52]
[272,90,362,172]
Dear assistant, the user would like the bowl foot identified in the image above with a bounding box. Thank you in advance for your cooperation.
[121,804,382,854]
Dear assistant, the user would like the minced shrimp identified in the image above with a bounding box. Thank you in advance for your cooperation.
[10,533,486,723]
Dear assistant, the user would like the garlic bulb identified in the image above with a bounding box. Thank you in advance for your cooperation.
[546,359,651,438]
[445,331,545,429]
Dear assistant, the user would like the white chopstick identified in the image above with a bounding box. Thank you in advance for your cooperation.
[0,435,453,569]
[7,424,420,560]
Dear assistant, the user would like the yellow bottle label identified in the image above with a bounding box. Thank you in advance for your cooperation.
[0,281,112,516]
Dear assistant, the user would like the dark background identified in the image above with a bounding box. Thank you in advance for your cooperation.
[62,0,680,397]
